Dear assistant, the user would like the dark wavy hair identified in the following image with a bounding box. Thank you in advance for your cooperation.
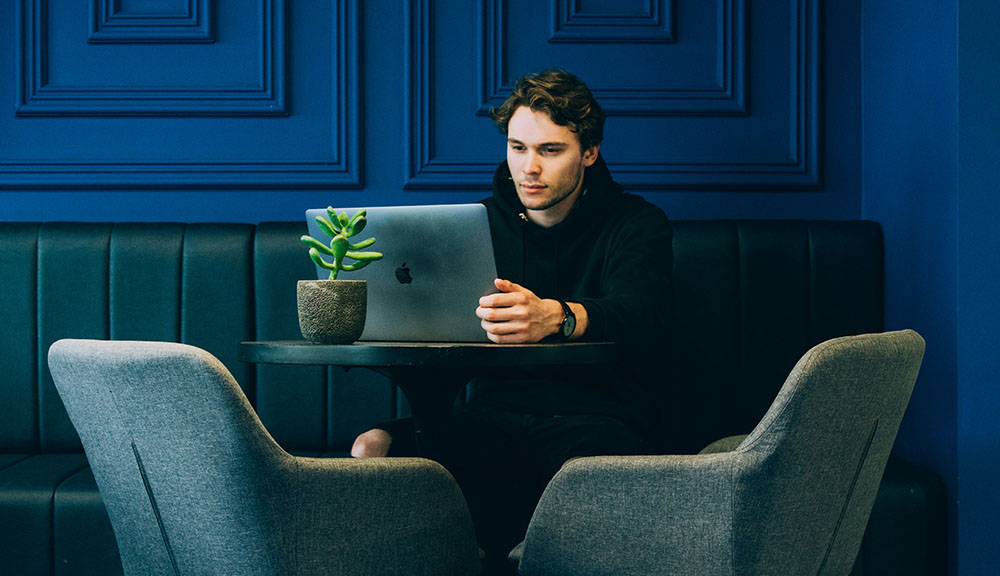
[489,69,605,150]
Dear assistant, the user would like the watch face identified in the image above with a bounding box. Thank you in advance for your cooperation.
[562,314,576,338]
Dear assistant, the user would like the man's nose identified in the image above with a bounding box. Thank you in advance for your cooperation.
[522,151,541,175]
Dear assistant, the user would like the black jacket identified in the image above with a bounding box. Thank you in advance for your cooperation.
[474,155,674,447]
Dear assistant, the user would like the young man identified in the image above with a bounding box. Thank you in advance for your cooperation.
[352,69,673,573]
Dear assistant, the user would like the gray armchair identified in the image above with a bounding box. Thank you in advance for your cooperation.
[512,330,925,576]
[48,339,482,576]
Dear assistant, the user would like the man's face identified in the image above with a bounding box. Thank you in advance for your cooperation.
[506,106,598,214]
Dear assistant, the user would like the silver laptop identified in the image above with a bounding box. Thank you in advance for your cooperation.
[305,203,499,342]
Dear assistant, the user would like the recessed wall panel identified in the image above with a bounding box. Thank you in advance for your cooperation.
[89,0,215,44]
[406,0,819,191]
[2,0,361,190]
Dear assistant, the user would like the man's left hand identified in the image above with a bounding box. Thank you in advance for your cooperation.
[476,278,565,343]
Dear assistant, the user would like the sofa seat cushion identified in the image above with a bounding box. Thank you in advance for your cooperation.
[853,457,948,575]
[54,468,123,575]
[0,454,121,576]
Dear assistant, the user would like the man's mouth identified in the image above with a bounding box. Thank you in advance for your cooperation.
[520,182,546,192]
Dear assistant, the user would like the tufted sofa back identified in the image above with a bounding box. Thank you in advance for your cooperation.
[0,220,882,456]
[668,220,883,452]
[0,222,402,456]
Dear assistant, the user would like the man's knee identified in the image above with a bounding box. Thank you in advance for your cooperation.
[351,428,392,458]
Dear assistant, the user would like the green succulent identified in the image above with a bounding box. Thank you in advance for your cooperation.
[301,207,383,280]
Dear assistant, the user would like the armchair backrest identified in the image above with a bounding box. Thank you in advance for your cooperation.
[48,338,483,576]
[48,339,295,575]
[731,330,924,575]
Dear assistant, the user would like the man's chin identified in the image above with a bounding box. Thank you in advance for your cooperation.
[518,197,553,212]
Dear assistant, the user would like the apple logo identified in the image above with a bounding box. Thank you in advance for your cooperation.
[395,262,413,284]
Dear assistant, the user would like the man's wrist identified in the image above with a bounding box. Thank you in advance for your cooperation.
[545,300,580,341]
[565,302,588,340]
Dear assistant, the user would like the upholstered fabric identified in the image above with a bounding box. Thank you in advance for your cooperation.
[515,330,925,576]
[668,220,884,454]
[48,339,481,576]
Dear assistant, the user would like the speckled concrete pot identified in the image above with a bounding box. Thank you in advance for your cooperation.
[296,280,367,344]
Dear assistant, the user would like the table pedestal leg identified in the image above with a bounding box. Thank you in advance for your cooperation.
[375,367,472,460]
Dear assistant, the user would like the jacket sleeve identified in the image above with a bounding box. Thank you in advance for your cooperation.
[574,202,673,344]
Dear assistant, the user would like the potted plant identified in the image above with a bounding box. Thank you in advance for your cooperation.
[297,207,383,344]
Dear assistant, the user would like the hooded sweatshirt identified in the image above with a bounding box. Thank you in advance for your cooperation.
[472,155,674,447]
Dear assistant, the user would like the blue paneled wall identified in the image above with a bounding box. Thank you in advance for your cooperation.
[1,0,860,222]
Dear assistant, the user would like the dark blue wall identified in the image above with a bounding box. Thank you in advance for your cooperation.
[863,1,1000,574]
[861,2,958,573]
[956,0,1000,573]
[1,0,861,221]
[4,1,990,574]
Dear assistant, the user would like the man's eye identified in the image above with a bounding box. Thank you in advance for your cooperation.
[544,147,562,155]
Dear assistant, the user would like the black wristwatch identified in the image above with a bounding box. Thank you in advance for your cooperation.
[555,300,576,340]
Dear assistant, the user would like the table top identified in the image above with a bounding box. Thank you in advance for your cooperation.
[238,340,618,368]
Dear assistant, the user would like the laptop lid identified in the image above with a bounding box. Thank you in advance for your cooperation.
[305,203,499,342]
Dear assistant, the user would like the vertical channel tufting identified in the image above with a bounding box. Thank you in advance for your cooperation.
[110,224,185,343]
[0,223,40,452]
[180,224,256,404]
[253,222,330,452]
[737,221,811,434]
[808,221,885,344]
[38,223,113,452]
[668,221,742,453]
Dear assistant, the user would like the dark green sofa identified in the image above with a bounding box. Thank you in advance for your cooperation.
[0,221,945,575]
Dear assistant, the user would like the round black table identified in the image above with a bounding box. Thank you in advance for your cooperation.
[238,340,618,456]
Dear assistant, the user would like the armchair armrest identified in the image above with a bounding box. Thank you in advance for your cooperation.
[517,454,739,576]
[699,434,749,454]
[291,456,481,576]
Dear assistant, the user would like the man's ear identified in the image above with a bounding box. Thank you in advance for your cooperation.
[582,145,599,167]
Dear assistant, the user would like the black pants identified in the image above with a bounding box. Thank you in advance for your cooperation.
[377,404,655,574]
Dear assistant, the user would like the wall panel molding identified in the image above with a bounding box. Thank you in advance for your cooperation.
[403,0,495,189]
[407,0,818,191]
[480,0,746,117]
[549,0,676,44]
[18,0,282,116]
[89,0,215,44]
[3,0,362,190]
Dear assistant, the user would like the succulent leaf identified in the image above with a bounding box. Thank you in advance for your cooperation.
[347,209,367,229]
[325,207,343,232]
[341,260,374,272]
[345,250,383,262]
[316,216,340,237]
[348,237,376,250]
[351,216,367,236]
[308,248,336,270]
[301,235,334,255]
